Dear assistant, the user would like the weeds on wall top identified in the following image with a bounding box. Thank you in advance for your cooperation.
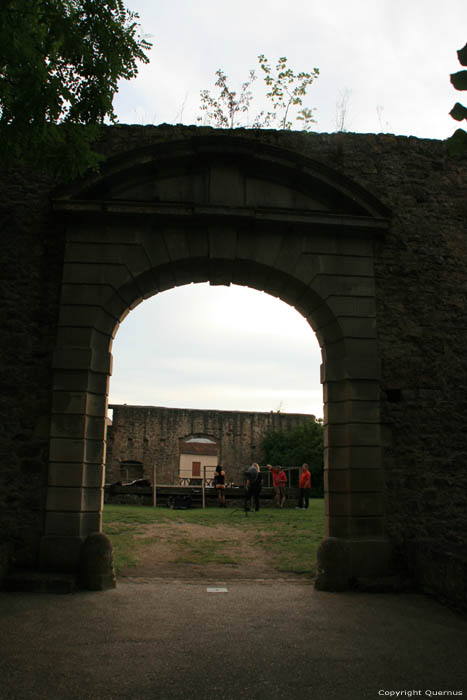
[197,55,319,130]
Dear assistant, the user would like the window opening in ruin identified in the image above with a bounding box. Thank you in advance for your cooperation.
[179,435,219,486]
[119,460,143,482]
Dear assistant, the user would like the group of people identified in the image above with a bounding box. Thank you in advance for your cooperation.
[213,462,312,513]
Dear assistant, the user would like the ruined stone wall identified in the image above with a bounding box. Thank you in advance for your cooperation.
[1,125,466,607]
[106,404,312,485]
[0,167,64,572]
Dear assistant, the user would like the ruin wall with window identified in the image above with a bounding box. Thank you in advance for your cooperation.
[105,404,313,485]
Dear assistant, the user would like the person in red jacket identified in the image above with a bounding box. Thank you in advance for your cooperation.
[298,463,311,510]
[267,464,287,508]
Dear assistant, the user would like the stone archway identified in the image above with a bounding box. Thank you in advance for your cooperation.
[43,135,390,588]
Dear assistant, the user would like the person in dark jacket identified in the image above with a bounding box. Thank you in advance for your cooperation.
[214,464,226,507]
[244,462,262,512]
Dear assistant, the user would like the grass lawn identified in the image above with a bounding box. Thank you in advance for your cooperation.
[103,499,325,577]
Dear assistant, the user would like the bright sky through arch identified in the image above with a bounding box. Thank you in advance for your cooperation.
[109,284,323,417]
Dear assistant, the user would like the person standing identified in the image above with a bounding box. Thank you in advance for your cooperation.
[214,464,226,507]
[244,462,262,512]
[267,464,288,508]
[298,463,311,510]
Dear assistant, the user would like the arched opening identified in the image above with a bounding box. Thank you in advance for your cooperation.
[119,460,143,483]
[44,134,390,589]
[108,283,322,416]
[104,282,322,492]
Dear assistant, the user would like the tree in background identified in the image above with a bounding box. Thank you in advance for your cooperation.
[448,42,467,154]
[198,55,319,130]
[262,418,324,496]
[0,0,151,176]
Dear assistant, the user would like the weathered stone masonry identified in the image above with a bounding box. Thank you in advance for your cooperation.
[0,125,466,607]
[105,404,313,485]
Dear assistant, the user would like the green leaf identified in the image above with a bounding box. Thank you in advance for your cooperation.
[447,128,467,155]
[0,0,151,175]
[450,102,467,121]
[457,42,467,67]
[450,70,467,91]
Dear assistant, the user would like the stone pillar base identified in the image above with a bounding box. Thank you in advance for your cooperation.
[315,536,391,591]
[39,535,84,573]
[40,533,116,591]
[78,532,116,591]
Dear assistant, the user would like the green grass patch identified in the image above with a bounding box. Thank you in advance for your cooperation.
[103,500,325,576]
[227,500,325,575]
[173,537,240,566]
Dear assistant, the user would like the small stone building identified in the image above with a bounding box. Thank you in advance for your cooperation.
[105,404,313,485]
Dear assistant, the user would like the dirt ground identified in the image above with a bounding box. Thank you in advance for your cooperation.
[118,519,304,581]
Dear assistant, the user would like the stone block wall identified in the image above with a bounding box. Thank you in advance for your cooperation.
[105,404,313,485]
[0,125,466,608]
[0,167,64,569]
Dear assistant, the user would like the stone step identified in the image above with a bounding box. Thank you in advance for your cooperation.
[4,569,77,594]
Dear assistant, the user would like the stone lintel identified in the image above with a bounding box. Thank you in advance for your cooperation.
[54,199,389,237]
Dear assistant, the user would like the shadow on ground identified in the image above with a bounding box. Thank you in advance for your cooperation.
[1,577,466,700]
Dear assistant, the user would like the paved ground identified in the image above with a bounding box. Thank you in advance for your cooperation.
[1,576,466,700]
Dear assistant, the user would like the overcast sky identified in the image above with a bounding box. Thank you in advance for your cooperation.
[108,0,466,418]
